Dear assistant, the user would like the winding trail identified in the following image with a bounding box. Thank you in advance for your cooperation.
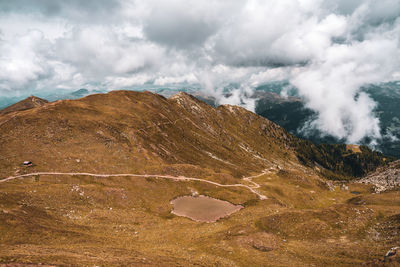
[0,171,268,199]
[242,171,268,188]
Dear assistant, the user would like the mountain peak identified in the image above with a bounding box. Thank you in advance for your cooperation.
[218,104,247,114]
[71,88,89,97]
[169,91,195,102]
[169,91,210,114]
[0,95,48,114]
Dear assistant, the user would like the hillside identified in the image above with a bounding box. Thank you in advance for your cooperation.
[360,160,400,192]
[0,96,48,115]
[294,142,391,179]
[0,91,389,180]
[0,91,301,179]
[0,91,399,266]
[254,83,400,159]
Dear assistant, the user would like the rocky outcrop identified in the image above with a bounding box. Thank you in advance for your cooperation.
[359,160,400,193]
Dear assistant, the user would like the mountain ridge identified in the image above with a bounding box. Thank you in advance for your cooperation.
[0,90,390,180]
[0,90,297,180]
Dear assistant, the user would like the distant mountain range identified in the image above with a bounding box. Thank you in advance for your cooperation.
[253,81,400,159]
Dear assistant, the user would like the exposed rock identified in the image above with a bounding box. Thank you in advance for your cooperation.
[341,184,349,191]
[235,232,280,252]
[359,160,400,193]
[252,243,274,252]
[385,246,399,258]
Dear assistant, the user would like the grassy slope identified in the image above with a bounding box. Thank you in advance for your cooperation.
[0,91,297,179]
[1,171,399,266]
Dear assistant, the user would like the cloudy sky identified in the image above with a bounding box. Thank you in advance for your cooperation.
[0,0,400,144]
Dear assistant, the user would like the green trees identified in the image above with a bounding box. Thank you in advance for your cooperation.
[295,141,393,180]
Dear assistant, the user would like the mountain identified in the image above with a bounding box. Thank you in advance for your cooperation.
[0,90,299,178]
[70,88,90,97]
[0,91,399,266]
[0,91,389,180]
[255,91,316,136]
[254,82,400,158]
[0,95,48,115]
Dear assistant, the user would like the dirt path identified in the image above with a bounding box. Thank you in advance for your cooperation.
[0,171,268,199]
[242,171,267,188]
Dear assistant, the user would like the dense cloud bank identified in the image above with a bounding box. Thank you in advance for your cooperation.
[0,0,399,144]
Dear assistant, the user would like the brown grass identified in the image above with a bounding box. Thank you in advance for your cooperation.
[0,91,399,266]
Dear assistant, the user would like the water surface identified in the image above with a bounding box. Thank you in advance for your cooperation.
[170,195,243,223]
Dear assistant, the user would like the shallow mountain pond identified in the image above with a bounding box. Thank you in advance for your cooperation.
[170,195,243,223]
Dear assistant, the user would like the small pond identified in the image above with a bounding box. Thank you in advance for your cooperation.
[170,195,243,223]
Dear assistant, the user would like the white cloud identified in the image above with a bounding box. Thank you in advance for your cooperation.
[292,35,400,143]
[0,30,53,94]
[154,74,198,86]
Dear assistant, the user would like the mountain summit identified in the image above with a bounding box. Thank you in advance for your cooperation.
[0,95,48,115]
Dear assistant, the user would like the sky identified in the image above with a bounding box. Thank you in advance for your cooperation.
[0,0,400,144]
